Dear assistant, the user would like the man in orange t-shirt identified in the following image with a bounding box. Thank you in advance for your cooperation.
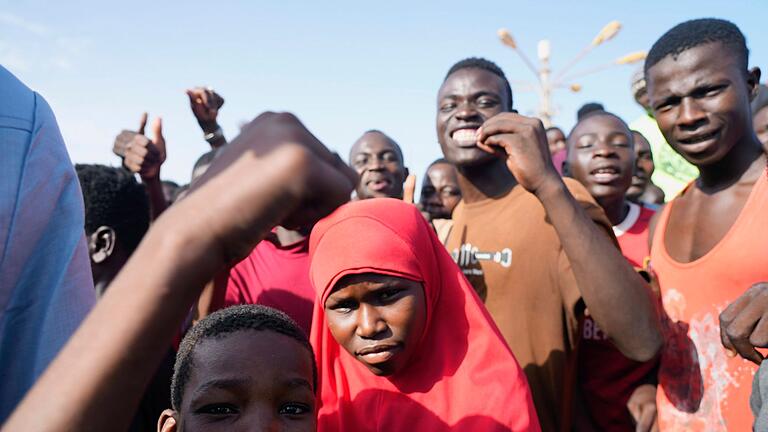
[437,57,662,431]
[644,19,768,430]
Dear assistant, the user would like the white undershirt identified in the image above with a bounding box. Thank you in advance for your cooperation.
[612,201,641,238]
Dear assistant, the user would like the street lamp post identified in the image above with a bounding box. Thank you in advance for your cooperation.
[498,21,646,127]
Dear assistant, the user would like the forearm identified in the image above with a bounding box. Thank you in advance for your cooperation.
[4,153,298,431]
[201,122,227,149]
[142,175,168,220]
[536,180,662,361]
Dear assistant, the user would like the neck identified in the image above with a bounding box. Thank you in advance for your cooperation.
[456,159,517,204]
[275,226,306,246]
[596,195,630,226]
[697,137,765,192]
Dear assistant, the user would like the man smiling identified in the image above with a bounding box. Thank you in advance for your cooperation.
[437,57,661,431]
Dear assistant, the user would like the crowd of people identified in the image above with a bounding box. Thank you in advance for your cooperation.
[1,16,768,431]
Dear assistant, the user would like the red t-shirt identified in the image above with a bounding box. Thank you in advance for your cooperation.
[224,235,315,335]
[579,202,658,430]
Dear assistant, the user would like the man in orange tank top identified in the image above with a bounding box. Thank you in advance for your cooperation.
[644,18,767,430]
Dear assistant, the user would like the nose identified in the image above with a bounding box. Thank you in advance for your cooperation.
[455,100,479,121]
[678,97,707,131]
[593,140,618,158]
[245,406,281,432]
[356,304,387,338]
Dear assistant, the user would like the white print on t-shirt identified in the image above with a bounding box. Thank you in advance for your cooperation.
[582,317,608,341]
[451,243,512,268]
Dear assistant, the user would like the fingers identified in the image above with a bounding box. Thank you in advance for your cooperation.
[138,112,148,135]
[476,112,542,143]
[720,283,768,364]
[152,117,166,155]
[634,404,657,432]
[402,174,416,204]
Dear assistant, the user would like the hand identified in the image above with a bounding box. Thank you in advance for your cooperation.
[186,87,224,132]
[188,112,357,261]
[402,174,416,204]
[627,384,658,432]
[719,282,768,364]
[476,112,561,195]
[113,112,148,158]
[120,114,166,181]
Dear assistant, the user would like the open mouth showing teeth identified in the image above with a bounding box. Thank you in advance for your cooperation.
[590,167,618,175]
[679,129,720,145]
[451,128,478,144]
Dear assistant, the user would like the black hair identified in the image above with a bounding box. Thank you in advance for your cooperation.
[171,305,317,411]
[351,130,405,164]
[576,103,605,121]
[545,126,564,134]
[444,57,514,111]
[428,157,452,166]
[75,164,149,252]
[567,111,633,153]
[645,18,749,73]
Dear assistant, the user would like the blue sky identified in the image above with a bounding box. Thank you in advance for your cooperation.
[3,1,767,185]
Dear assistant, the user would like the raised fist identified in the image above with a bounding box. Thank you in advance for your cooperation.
[186,87,224,132]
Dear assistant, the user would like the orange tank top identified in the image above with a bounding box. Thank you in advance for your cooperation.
[651,168,768,431]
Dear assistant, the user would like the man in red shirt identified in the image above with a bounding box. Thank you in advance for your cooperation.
[564,110,659,430]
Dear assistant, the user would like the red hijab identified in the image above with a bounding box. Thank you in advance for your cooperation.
[309,199,540,431]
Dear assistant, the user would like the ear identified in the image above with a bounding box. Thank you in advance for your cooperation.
[747,67,762,102]
[88,226,117,264]
[157,409,178,432]
[561,160,571,177]
[402,166,410,182]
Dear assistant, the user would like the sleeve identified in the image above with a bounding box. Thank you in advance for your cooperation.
[0,85,95,419]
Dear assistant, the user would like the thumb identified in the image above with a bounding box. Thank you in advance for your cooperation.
[402,174,416,204]
[138,112,148,135]
[152,117,166,154]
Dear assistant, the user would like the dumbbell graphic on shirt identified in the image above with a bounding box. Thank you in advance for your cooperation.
[452,244,512,268]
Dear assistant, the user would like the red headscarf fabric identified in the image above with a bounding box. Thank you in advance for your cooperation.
[309,199,540,431]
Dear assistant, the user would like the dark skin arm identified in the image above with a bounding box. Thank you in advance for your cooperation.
[477,112,662,361]
[187,87,227,148]
[3,112,357,432]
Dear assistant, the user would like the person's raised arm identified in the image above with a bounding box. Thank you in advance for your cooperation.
[4,112,357,432]
[476,112,662,361]
[187,87,226,148]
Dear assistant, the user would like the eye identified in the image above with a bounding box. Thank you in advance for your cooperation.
[442,188,461,197]
[440,102,456,113]
[196,403,238,415]
[576,138,595,149]
[378,288,403,303]
[611,138,630,147]
[422,186,436,196]
[328,299,356,314]
[279,402,311,417]
[353,157,368,168]
[476,98,499,108]
[382,152,399,163]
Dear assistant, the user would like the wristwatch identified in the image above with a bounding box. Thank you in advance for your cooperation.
[204,127,224,144]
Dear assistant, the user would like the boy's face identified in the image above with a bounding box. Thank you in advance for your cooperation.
[420,163,462,220]
[546,128,567,156]
[162,331,316,432]
[627,132,654,198]
[350,132,407,200]
[646,42,760,167]
[754,107,768,150]
[436,68,509,167]
[566,114,634,202]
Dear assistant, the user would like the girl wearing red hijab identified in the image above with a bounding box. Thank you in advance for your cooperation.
[308,198,540,431]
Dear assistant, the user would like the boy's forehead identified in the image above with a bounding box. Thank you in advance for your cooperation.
[570,114,629,138]
[647,42,741,94]
[439,68,504,97]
